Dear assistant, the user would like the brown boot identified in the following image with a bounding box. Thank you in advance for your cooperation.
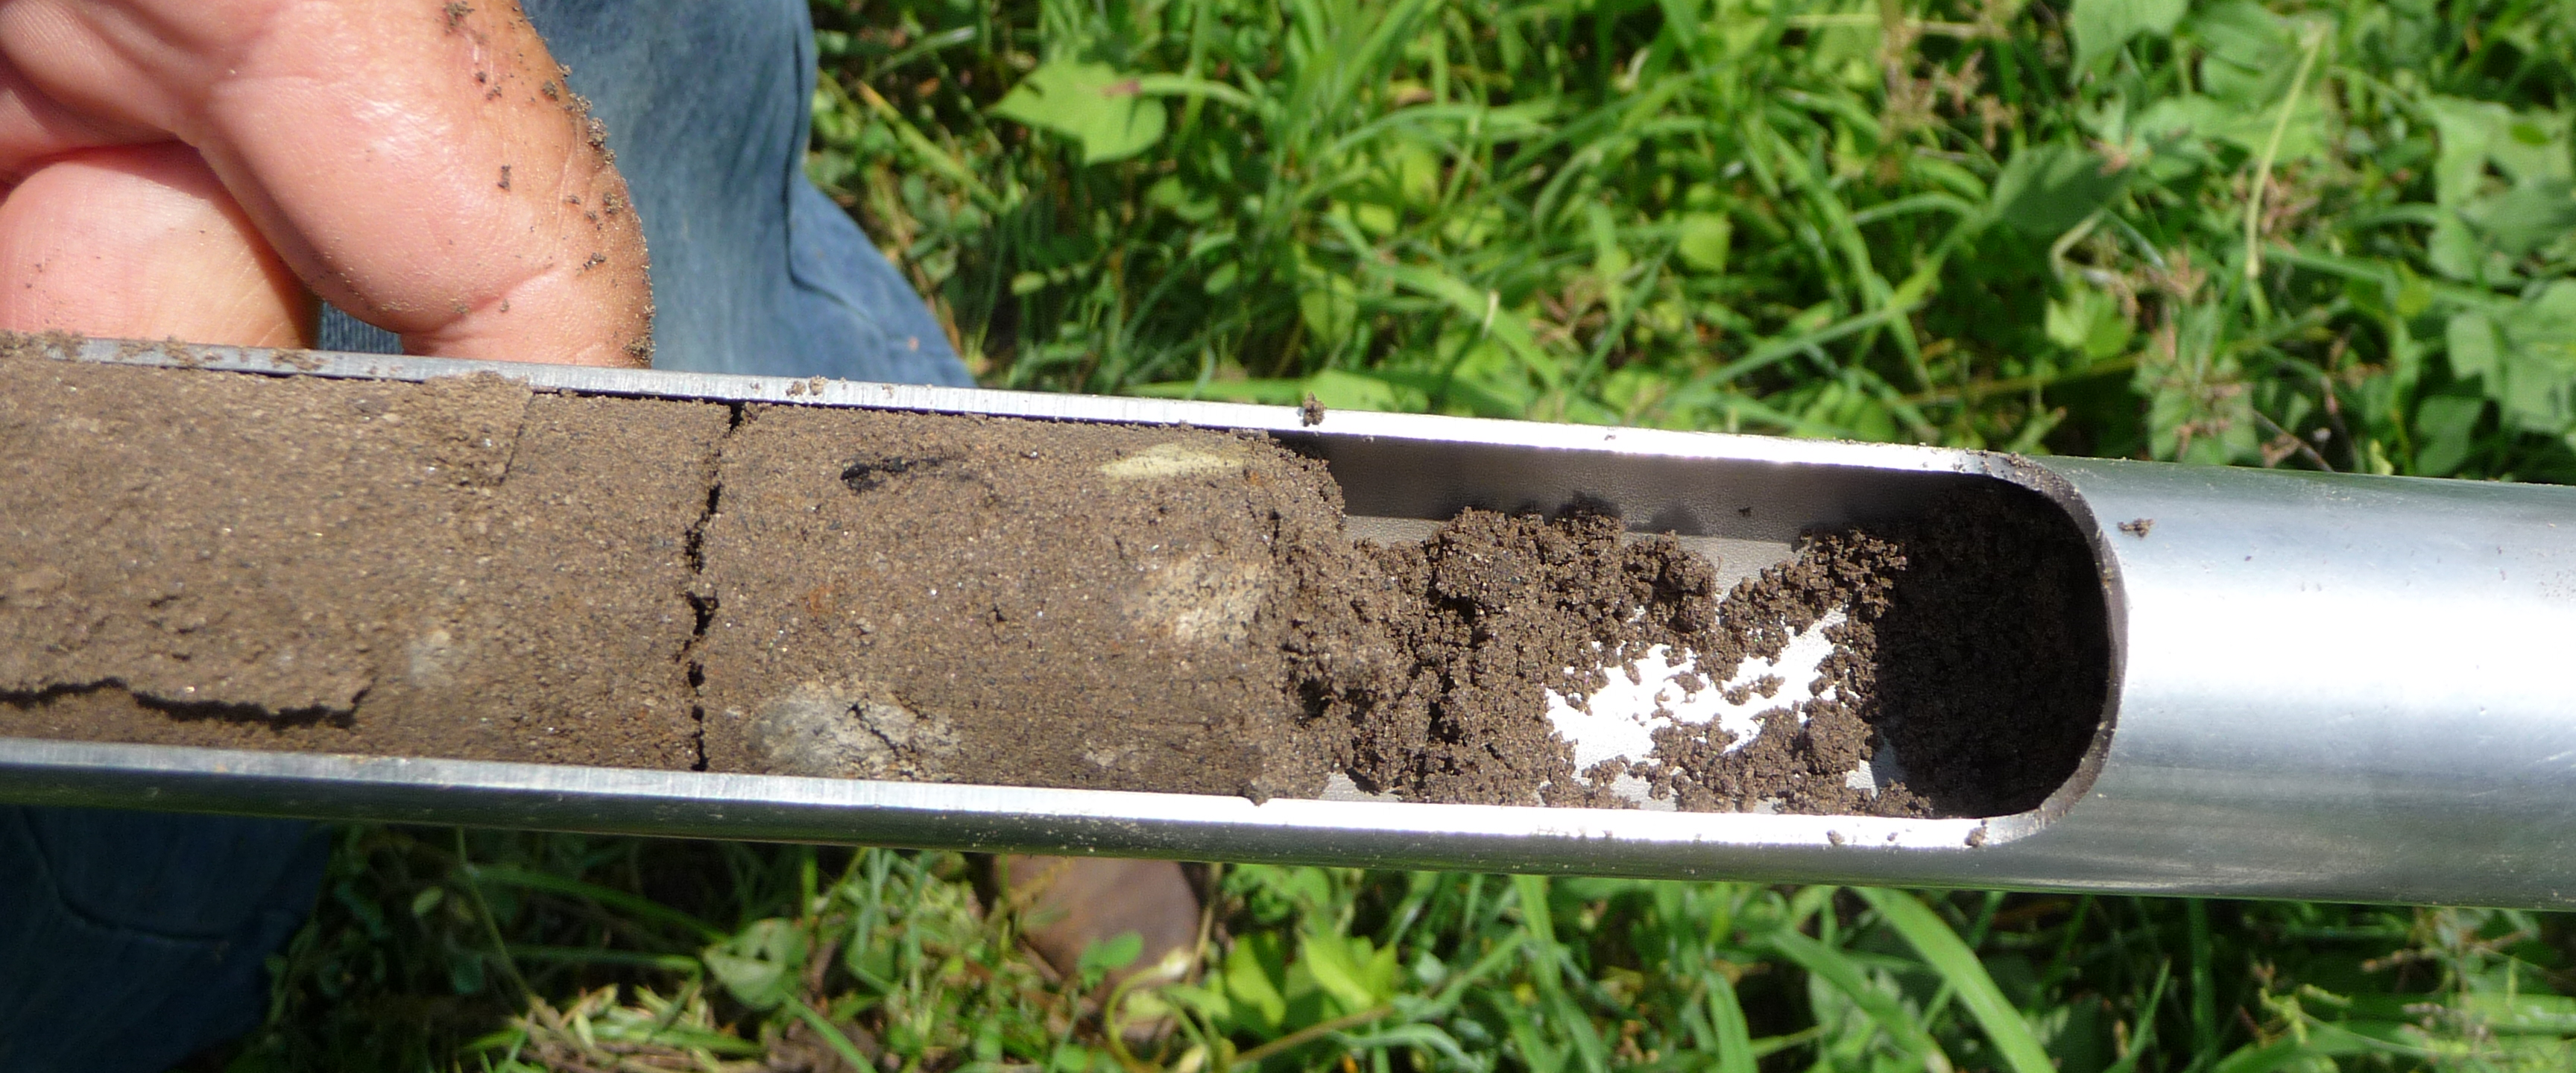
[1003,855,1203,1038]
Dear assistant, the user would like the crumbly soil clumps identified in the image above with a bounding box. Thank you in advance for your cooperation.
[1322,511,1724,808]
[1633,484,2108,817]
[0,349,2107,817]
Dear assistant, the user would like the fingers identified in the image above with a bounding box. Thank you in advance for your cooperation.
[192,0,654,365]
[0,0,652,366]
[0,142,313,348]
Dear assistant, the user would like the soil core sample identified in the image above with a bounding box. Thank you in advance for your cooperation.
[0,346,2109,819]
[693,405,1370,800]
[0,353,722,767]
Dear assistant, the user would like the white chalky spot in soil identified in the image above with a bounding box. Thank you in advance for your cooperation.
[1541,608,1899,811]
[1316,608,1906,811]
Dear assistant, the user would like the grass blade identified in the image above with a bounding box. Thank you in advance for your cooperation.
[1762,926,1945,1067]
[2102,958,2171,1073]
[1854,887,2055,1073]
[466,863,727,943]
[1706,970,1756,1073]
[1511,874,1609,1073]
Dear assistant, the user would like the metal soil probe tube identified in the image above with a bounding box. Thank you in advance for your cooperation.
[3,341,2573,908]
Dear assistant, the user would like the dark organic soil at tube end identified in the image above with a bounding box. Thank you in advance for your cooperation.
[1638,484,2109,817]
[0,343,2108,817]
[1857,484,2111,816]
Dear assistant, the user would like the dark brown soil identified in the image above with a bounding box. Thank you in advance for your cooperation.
[1324,510,1724,808]
[1834,484,2110,817]
[1631,484,2109,817]
[0,346,2107,817]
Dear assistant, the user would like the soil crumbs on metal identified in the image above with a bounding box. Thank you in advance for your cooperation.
[0,346,2104,817]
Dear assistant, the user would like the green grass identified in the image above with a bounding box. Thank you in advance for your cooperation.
[214,833,2576,1071]
[809,0,2576,475]
[209,0,2576,1069]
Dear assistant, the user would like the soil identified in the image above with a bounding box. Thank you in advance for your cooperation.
[1630,484,2109,817]
[693,405,1360,800]
[0,344,2108,817]
[1328,510,1726,808]
[0,349,721,767]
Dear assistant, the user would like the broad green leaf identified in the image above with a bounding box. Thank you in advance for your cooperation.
[1222,935,1289,1031]
[1075,931,1143,982]
[702,918,810,1011]
[1389,142,1445,209]
[2447,311,2502,382]
[1374,262,1561,390]
[2188,1,2295,105]
[1439,337,1541,416]
[1676,212,1734,273]
[1160,981,1233,1022]
[2046,285,2134,361]
[2429,214,2489,280]
[2070,0,2187,68]
[2428,96,2513,207]
[1989,143,2127,238]
[2427,97,2572,206]
[1297,258,1362,344]
[2395,265,2435,318]
[449,952,485,996]
[2130,89,2329,163]
[1299,931,1379,1013]
[2414,393,2486,475]
[2455,282,2576,434]
[1146,175,1219,224]
[991,60,1168,164]
[2461,180,2576,257]
[1854,888,2056,1073]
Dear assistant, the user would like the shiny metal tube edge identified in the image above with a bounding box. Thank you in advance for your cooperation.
[1998,457,2576,907]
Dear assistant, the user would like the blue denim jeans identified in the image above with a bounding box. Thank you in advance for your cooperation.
[3,2,970,1069]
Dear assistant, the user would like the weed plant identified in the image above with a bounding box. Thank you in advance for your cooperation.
[213,0,2576,1069]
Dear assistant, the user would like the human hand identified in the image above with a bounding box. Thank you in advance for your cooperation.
[0,0,651,365]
